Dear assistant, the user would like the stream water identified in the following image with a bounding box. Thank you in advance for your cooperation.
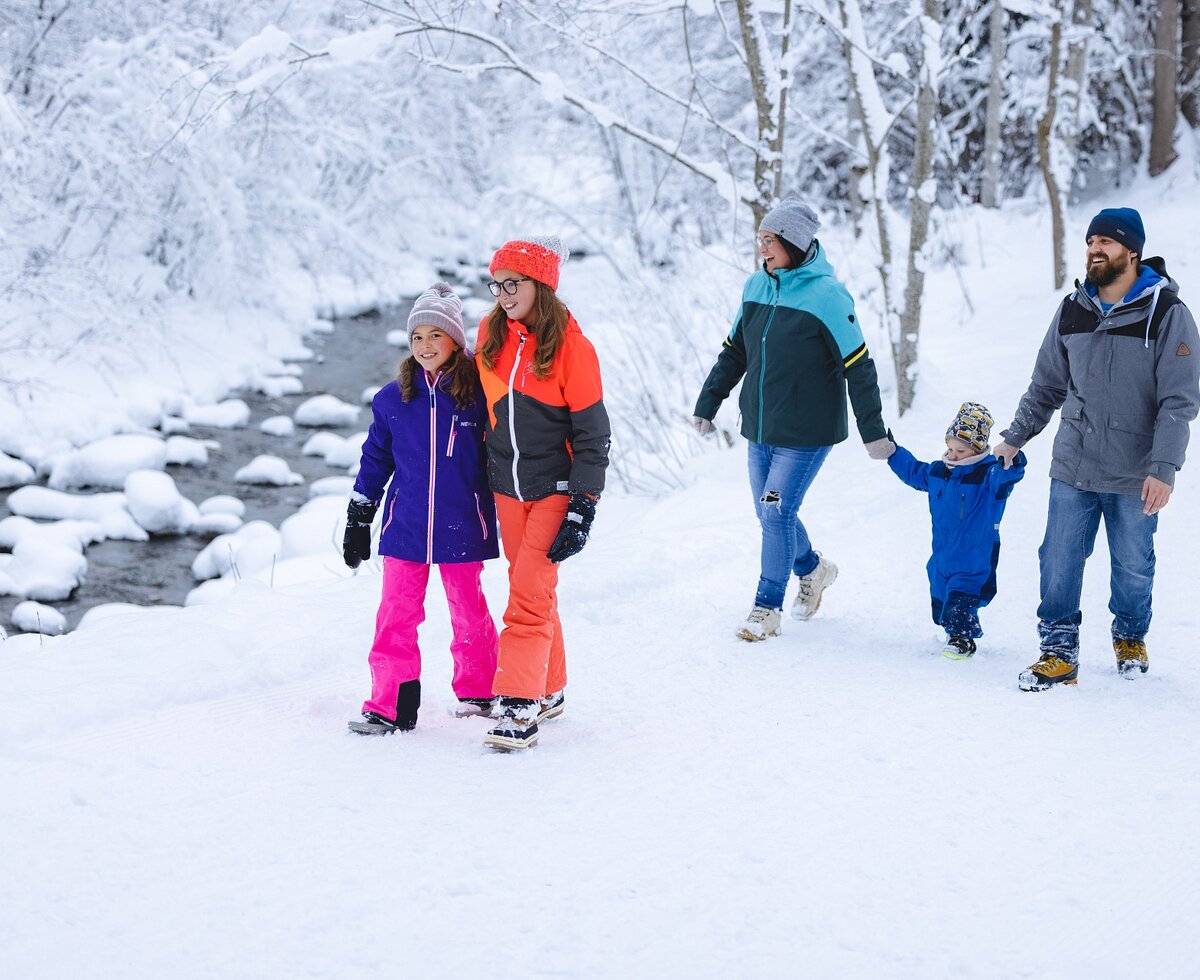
[0,306,418,634]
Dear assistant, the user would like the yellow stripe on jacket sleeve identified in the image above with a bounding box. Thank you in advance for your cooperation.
[844,343,868,368]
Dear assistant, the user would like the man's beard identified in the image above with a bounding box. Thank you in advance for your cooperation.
[1085,251,1130,288]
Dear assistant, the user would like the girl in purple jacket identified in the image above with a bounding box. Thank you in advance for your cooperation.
[344,283,500,735]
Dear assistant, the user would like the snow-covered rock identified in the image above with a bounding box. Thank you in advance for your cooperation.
[302,431,364,467]
[0,451,35,488]
[184,399,251,428]
[165,435,214,466]
[124,470,193,535]
[0,515,102,551]
[386,329,408,348]
[233,455,304,486]
[294,395,360,428]
[6,486,148,542]
[191,521,281,581]
[190,511,244,535]
[260,415,295,437]
[160,416,189,434]
[48,434,166,491]
[256,376,303,398]
[309,476,355,498]
[198,495,245,517]
[360,385,381,405]
[4,537,87,601]
[11,600,67,635]
[279,496,344,560]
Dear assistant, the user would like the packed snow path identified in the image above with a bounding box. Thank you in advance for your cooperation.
[3,445,1198,977]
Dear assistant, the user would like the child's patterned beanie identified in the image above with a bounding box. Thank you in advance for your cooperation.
[489,236,570,291]
[946,402,994,453]
[407,282,466,350]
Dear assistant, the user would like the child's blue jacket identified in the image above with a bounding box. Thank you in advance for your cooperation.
[887,445,1026,603]
[353,373,499,565]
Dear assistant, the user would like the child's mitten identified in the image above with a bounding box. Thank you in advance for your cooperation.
[547,494,598,564]
[343,499,377,569]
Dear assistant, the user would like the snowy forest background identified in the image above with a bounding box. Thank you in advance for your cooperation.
[3,0,1199,492]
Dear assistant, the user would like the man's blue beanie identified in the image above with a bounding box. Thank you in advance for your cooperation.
[1086,207,1145,256]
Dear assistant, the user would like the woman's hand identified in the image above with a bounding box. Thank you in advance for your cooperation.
[864,437,895,460]
[690,416,716,436]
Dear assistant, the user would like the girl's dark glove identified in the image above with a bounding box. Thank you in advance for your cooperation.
[343,499,377,569]
[547,494,597,564]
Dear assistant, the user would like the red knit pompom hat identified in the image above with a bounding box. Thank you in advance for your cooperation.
[489,236,570,291]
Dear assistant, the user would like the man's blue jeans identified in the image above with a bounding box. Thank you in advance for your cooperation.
[748,442,831,609]
[1037,478,1158,660]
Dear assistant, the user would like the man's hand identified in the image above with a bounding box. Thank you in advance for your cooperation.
[690,416,716,436]
[1142,475,1172,515]
[994,442,1021,469]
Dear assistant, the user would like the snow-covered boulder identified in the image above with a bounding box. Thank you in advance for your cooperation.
[234,455,303,486]
[165,436,214,466]
[294,395,360,428]
[386,329,408,348]
[11,600,67,635]
[4,537,87,600]
[260,415,295,437]
[160,415,190,434]
[279,496,344,560]
[124,470,193,535]
[198,494,246,517]
[257,376,303,398]
[190,511,244,535]
[184,399,250,428]
[48,434,166,491]
[302,432,364,467]
[309,476,355,498]
[6,486,147,542]
[191,521,281,581]
[360,385,381,405]
[0,451,35,488]
[0,515,103,551]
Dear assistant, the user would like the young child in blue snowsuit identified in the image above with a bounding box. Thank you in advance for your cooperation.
[884,402,1025,659]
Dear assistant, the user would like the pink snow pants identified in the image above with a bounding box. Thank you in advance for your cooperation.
[361,557,499,718]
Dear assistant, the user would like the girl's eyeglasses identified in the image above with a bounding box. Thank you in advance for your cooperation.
[487,277,533,297]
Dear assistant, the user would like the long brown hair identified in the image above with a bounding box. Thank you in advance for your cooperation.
[398,348,481,409]
[478,280,570,379]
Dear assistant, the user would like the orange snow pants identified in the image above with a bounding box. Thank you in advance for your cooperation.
[492,492,569,700]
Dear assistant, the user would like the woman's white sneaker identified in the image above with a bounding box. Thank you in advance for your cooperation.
[737,605,782,641]
[792,557,838,620]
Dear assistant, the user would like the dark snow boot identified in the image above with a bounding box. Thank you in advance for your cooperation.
[347,679,420,735]
[483,697,540,751]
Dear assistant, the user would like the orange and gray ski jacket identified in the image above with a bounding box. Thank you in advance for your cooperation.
[476,313,610,501]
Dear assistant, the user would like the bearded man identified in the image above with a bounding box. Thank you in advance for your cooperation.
[994,207,1200,690]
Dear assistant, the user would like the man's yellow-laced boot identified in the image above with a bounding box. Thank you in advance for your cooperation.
[1114,638,1149,676]
[1018,653,1079,691]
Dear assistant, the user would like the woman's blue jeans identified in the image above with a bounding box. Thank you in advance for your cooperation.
[1037,479,1157,660]
[748,442,831,609]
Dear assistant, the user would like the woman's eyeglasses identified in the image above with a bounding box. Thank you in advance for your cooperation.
[487,277,533,296]
[756,234,779,249]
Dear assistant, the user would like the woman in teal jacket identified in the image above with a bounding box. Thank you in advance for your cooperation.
[692,199,892,641]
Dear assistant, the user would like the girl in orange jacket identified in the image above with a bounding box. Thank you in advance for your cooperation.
[475,236,610,750]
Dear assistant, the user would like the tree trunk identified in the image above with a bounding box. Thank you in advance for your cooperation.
[1037,5,1067,289]
[980,0,1006,209]
[1181,0,1199,127]
[896,0,941,416]
[736,0,791,224]
[1150,0,1180,175]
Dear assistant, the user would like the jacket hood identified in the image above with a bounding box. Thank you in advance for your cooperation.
[1078,257,1178,311]
[764,240,835,286]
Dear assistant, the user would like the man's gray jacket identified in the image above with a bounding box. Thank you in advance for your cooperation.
[1001,258,1200,493]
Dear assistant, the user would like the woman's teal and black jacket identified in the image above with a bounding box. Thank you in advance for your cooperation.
[694,242,886,448]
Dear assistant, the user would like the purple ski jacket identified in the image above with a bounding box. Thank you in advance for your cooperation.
[353,373,499,564]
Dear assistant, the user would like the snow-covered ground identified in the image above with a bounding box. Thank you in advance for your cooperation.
[5,176,1200,974]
